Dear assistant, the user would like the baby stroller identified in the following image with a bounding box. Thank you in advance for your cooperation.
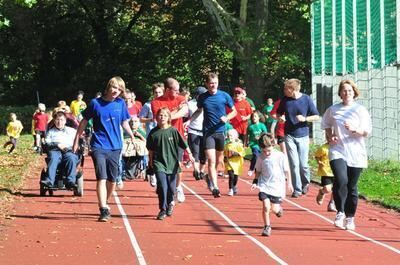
[122,138,147,180]
[39,141,85,197]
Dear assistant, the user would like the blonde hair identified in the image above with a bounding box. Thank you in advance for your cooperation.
[227,128,239,140]
[284,78,301,91]
[105,76,126,97]
[156,107,172,125]
[338,79,360,98]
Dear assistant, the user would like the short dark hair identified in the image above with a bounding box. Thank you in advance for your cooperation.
[77,90,84,96]
[205,72,218,82]
[258,133,275,148]
[53,111,67,119]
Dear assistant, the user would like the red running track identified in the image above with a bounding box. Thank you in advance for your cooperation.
[0,157,399,265]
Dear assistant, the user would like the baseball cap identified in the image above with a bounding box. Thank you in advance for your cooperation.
[233,87,244,94]
[195,86,207,96]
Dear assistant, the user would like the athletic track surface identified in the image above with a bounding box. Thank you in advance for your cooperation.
[0,157,399,265]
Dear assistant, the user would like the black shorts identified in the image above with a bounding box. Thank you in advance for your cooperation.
[258,192,282,204]
[321,176,334,186]
[204,132,225,151]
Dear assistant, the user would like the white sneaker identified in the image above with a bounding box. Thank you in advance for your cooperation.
[176,185,185,203]
[345,217,355,230]
[227,189,234,196]
[327,200,337,212]
[149,174,157,187]
[116,180,124,190]
[247,170,254,177]
[334,212,345,227]
[233,186,238,195]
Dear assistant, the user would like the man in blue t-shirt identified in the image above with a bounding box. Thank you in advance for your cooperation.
[73,76,134,222]
[192,73,237,197]
[276,78,319,198]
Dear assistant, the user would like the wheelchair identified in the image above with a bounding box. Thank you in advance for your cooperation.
[39,142,85,197]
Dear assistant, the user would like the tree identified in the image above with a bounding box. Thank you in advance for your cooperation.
[202,0,311,105]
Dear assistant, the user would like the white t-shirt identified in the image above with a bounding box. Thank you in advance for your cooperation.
[321,102,371,168]
[255,150,289,197]
[187,99,204,136]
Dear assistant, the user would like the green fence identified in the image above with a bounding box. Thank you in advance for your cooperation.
[312,0,398,75]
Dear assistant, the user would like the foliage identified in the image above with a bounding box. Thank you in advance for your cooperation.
[0,0,233,106]
[0,105,36,134]
[201,0,312,105]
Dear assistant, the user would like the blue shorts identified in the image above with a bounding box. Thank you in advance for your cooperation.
[91,148,121,182]
[258,192,282,204]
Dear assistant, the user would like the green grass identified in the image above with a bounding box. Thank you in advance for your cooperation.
[358,160,400,210]
[0,134,39,203]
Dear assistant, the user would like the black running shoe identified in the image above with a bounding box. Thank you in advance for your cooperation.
[157,210,167,220]
[98,207,111,222]
[212,188,221,198]
[193,170,200,181]
[166,203,174,216]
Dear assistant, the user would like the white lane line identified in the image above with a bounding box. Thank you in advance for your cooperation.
[182,183,288,265]
[240,178,400,255]
[113,191,148,265]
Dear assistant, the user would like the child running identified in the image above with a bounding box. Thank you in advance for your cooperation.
[146,108,194,220]
[246,110,267,177]
[224,129,245,196]
[251,133,293,236]
[3,113,23,154]
[315,142,336,212]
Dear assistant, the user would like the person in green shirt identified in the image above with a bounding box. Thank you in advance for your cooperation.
[146,107,194,220]
[262,98,277,134]
[247,111,268,176]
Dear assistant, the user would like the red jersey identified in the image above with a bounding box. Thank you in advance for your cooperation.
[228,99,253,135]
[270,98,285,137]
[151,95,186,136]
[128,101,143,117]
[33,112,48,131]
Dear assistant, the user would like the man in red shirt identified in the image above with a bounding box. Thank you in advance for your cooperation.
[228,87,253,144]
[151,78,188,203]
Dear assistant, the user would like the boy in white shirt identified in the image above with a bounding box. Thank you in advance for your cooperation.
[251,133,293,236]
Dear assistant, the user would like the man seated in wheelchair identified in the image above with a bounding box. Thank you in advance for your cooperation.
[40,111,79,189]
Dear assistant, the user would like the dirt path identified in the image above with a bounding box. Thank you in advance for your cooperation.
[0,157,399,265]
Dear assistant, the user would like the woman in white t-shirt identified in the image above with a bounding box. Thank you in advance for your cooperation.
[321,79,371,231]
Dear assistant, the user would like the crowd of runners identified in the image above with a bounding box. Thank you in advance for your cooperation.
[3,73,371,236]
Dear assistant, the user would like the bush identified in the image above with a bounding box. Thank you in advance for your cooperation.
[0,105,37,134]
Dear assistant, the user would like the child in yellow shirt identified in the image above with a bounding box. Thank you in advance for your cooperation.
[224,129,245,196]
[3,113,23,154]
[314,143,336,212]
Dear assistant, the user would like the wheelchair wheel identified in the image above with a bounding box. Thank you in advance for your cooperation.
[39,169,47,196]
[74,171,84,197]
[40,183,47,196]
